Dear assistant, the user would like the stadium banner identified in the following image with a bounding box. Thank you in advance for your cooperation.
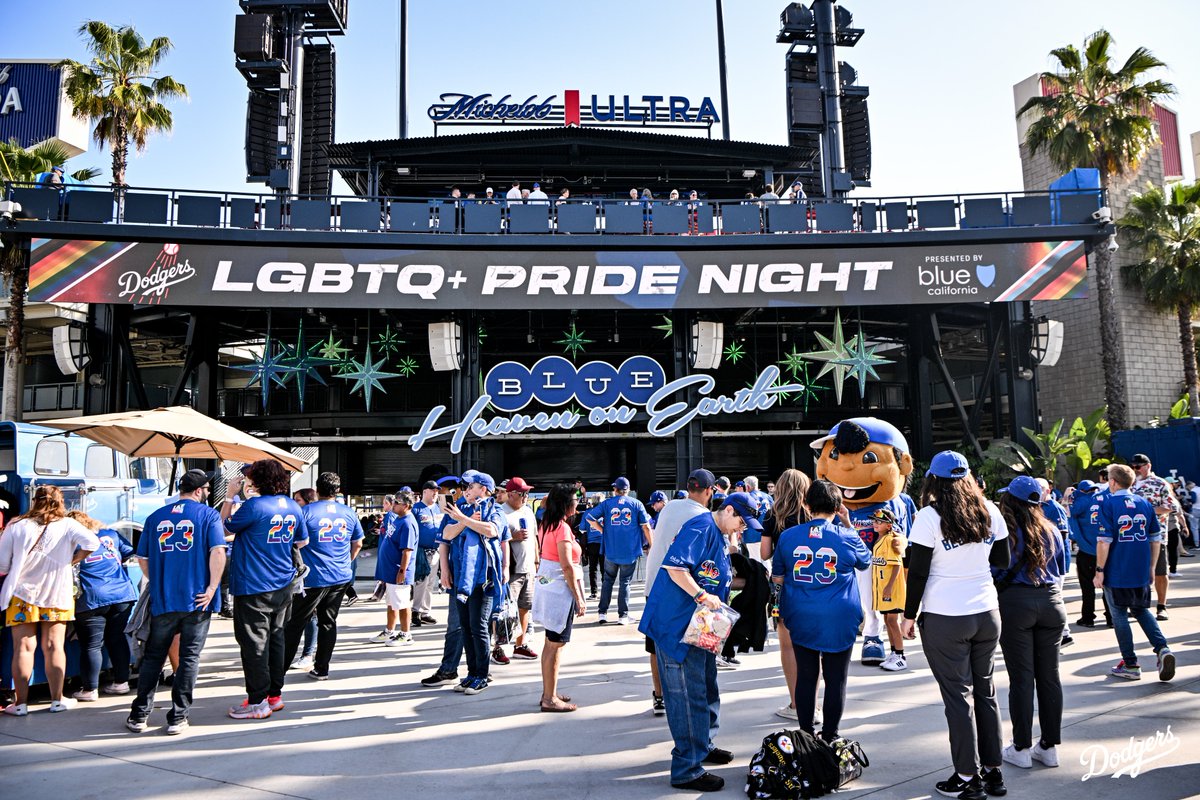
[27,238,1088,310]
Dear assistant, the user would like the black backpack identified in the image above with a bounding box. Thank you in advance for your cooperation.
[744,729,868,799]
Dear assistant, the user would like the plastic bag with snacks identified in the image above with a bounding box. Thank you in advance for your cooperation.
[681,602,740,654]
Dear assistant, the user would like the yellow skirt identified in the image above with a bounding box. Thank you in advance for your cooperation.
[5,597,74,626]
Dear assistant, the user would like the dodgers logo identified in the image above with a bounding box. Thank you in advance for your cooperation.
[975,264,996,287]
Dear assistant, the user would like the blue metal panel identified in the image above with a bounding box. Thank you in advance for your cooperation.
[229,197,258,228]
[1012,196,1050,226]
[858,202,878,232]
[651,204,688,234]
[605,204,644,234]
[556,204,596,234]
[884,201,908,230]
[340,200,381,231]
[962,198,1005,229]
[0,63,64,148]
[291,199,332,230]
[721,204,761,234]
[509,204,550,234]
[177,195,221,227]
[389,202,430,232]
[766,204,806,233]
[124,192,169,225]
[11,187,59,220]
[916,200,956,229]
[814,203,853,232]
[66,190,114,223]
[464,203,501,233]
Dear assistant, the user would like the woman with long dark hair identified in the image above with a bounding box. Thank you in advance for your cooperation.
[902,451,1012,800]
[533,484,587,712]
[222,459,307,720]
[772,479,871,741]
[995,476,1068,770]
[759,468,811,720]
[0,486,98,715]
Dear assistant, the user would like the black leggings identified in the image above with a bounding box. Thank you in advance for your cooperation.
[585,542,602,593]
[793,644,852,741]
[1168,526,1180,573]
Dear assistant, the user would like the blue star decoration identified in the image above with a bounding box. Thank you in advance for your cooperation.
[374,324,406,357]
[800,309,854,405]
[334,346,401,412]
[833,329,894,400]
[723,341,746,364]
[230,338,302,409]
[555,322,594,361]
[280,320,342,412]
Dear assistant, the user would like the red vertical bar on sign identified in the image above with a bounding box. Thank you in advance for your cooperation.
[564,89,580,127]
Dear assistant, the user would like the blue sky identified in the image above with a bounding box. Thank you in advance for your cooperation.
[3,0,1196,197]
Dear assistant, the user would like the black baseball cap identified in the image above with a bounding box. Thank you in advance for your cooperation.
[178,469,218,493]
[686,469,716,491]
[1131,453,1151,466]
[421,480,439,491]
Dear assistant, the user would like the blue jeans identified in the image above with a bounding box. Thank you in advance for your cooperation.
[599,559,637,617]
[458,586,494,680]
[1104,587,1168,665]
[130,610,212,725]
[75,601,133,690]
[656,646,720,784]
[438,587,464,674]
[301,615,318,658]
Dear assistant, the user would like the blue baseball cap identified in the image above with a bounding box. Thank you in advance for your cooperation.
[648,490,667,504]
[686,469,716,490]
[1001,475,1042,503]
[612,476,631,490]
[462,470,496,492]
[721,491,763,531]
[436,475,459,486]
[810,417,911,455]
[927,451,970,479]
[1077,480,1101,492]
[674,489,687,499]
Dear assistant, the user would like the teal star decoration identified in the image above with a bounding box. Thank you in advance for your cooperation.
[800,310,854,405]
[555,322,593,361]
[334,346,401,411]
[280,320,341,412]
[316,332,350,362]
[230,338,301,409]
[652,315,673,339]
[833,329,894,400]
[395,356,419,377]
[723,341,746,364]
[787,358,825,412]
[373,324,406,357]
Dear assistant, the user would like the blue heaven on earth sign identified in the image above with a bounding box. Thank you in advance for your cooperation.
[408,357,803,454]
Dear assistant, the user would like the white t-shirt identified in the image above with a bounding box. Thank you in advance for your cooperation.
[0,517,101,611]
[908,501,1008,616]
[506,187,522,200]
[504,503,538,575]
[643,498,709,595]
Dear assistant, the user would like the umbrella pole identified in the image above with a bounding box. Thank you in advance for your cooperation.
[168,439,182,494]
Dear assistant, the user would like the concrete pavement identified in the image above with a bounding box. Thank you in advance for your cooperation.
[2,567,1198,799]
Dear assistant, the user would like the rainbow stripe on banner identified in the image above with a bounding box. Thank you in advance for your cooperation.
[994,241,1087,301]
[28,239,139,302]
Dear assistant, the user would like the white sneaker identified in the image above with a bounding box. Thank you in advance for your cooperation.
[371,629,395,644]
[48,698,76,713]
[101,681,130,695]
[1031,742,1059,767]
[291,655,315,671]
[618,615,633,626]
[1003,743,1033,769]
[880,652,908,671]
[715,655,737,671]
[165,719,189,736]
[391,631,414,646]
[72,689,98,702]
[775,704,799,721]
[597,614,608,624]
[3,703,28,717]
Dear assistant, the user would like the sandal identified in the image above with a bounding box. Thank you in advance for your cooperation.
[540,698,578,713]
[557,693,572,703]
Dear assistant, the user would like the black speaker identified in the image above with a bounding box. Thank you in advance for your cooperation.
[234,14,274,61]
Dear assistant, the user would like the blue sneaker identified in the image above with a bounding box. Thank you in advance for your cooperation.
[861,636,886,666]
[464,677,489,695]
[453,678,472,693]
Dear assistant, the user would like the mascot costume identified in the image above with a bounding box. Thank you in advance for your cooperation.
[811,417,916,665]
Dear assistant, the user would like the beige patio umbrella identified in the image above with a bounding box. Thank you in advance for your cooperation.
[40,406,310,489]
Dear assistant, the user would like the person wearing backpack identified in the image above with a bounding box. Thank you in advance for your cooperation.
[771,479,871,743]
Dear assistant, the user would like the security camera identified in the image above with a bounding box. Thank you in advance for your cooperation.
[1105,236,1119,254]
[0,200,20,221]
[1093,206,1113,224]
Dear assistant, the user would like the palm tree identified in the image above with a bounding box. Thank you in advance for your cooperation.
[0,139,100,421]
[57,21,187,187]
[1120,181,1200,416]
[1017,29,1175,431]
